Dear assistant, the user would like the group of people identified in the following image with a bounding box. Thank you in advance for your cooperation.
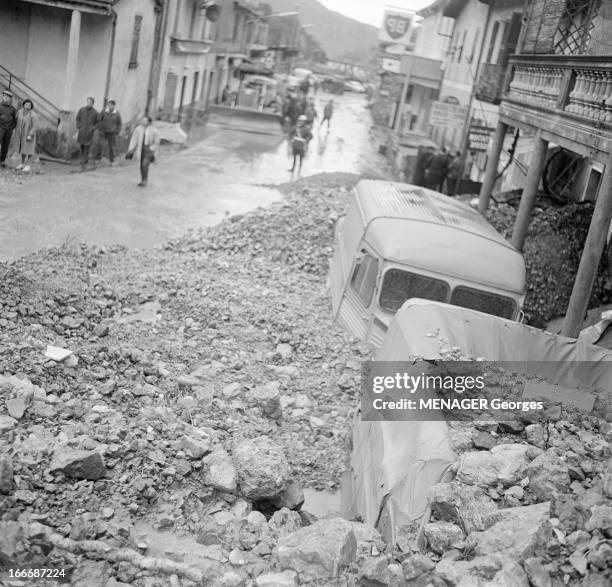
[73,97,159,186]
[284,93,334,174]
[0,89,38,172]
[412,146,464,196]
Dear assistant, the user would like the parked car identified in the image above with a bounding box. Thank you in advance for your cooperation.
[328,180,526,347]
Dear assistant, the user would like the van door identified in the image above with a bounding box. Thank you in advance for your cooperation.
[338,250,379,340]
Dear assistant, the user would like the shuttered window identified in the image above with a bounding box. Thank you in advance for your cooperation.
[129,15,143,68]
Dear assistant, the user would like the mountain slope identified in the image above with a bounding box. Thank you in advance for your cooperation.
[263,0,379,65]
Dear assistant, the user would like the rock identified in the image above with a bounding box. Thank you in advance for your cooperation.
[525,450,571,500]
[203,450,237,492]
[276,343,293,359]
[177,375,201,388]
[93,323,109,337]
[585,504,612,537]
[423,521,464,554]
[181,435,211,459]
[216,571,244,587]
[0,521,22,565]
[498,420,525,434]
[400,553,435,580]
[588,542,612,569]
[6,398,26,419]
[525,424,546,449]
[435,554,529,586]
[274,517,356,581]
[233,436,290,500]
[471,502,552,561]
[359,556,390,585]
[269,508,302,538]
[522,557,552,587]
[0,456,15,495]
[504,485,524,506]
[255,570,298,587]
[0,415,17,433]
[49,448,106,480]
[455,444,532,487]
[472,430,496,450]
[293,394,313,409]
[271,481,305,511]
[249,382,282,420]
[223,382,242,399]
[428,482,501,533]
[70,560,111,586]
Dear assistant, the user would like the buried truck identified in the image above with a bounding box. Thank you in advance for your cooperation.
[347,298,612,557]
[329,180,526,347]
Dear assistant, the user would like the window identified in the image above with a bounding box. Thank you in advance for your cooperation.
[379,269,450,313]
[350,253,379,307]
[129,15,143,68]
[189,1,199,38]
[486,21,500,63]
[450,286,516,319]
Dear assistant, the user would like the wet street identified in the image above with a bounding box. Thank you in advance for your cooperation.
[0,93,391,261]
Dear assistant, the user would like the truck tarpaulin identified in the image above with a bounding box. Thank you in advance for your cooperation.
[349,299,612,546]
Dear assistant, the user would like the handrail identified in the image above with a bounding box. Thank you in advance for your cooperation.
[0,64,61,114]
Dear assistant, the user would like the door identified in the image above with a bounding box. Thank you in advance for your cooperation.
[192,71,199,104]
[163,72,178,114]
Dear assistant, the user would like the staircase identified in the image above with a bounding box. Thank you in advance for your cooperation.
[0,64,60,130]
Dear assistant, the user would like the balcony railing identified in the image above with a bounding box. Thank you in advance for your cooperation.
[170,36,213,55]
[20,0,114,15]
[504,55,612,126]
[475,63,507,105]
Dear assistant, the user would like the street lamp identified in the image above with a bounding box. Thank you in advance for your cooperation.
[198,1,220,22]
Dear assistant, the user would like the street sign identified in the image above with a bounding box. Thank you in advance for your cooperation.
[379,10,413,45]
[468,124,495,151]
[429,101,468,128]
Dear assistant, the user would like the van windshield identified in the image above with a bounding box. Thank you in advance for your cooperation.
[450,286,516,319]
[379,269,450,313]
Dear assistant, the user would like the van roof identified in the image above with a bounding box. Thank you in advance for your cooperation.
[354,181,525,293]
[355,180,512,248]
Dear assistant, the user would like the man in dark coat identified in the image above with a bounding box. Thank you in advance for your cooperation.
[0,90,17,168]
[98,99,122,166]
[412,146,434,186]
[76,97,100,171]
[425,148,452,192]
[445,151,464,196]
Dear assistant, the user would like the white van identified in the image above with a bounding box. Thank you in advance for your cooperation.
[329,180,526,347]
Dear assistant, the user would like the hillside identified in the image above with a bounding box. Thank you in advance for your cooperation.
[263,0,379,65]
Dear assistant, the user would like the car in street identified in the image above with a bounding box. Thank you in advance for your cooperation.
[328,180,526,347]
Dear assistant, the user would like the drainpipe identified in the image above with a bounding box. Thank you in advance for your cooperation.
[104,8,118,105]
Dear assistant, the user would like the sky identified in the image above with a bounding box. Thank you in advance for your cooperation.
[318,0,434,27]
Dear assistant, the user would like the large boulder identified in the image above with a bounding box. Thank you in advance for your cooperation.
[471,502,552,561]
[428,482,501,533]
[525,449,571,500]
[233,436,290,500]
[274,517,356,581]
[435,554,529,586]
[455,444,533,488]
[423,521,465,554]
[48,448,106,480]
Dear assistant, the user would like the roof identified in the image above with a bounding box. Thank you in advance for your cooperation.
[354,180,525,293]
[20,0,116,14]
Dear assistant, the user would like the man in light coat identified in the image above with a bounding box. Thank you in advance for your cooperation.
[126,116,159,187]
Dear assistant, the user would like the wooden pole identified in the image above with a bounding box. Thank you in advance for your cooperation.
[478,120,508,214]
[511,132,548,252]
[561,150,612,338]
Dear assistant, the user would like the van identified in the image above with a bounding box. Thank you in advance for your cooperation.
[329,180,526,347]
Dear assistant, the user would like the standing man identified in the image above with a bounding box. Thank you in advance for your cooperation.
[76,97,100,171]
[126,115,159,187]
[425,147,451,192]
[98,99,122,167]
[445,151,464,196]
[0,90,17,169]
[412,146,435,186]
[320,99,334,131]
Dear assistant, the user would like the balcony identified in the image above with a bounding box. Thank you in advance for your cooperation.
[20,0,113,14]
[499,54,612,161]
[170,36,213,55]
[475,63,507,105]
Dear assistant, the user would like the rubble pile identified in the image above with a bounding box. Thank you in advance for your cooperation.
[485,201,611,327]
[0,172,610,586]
